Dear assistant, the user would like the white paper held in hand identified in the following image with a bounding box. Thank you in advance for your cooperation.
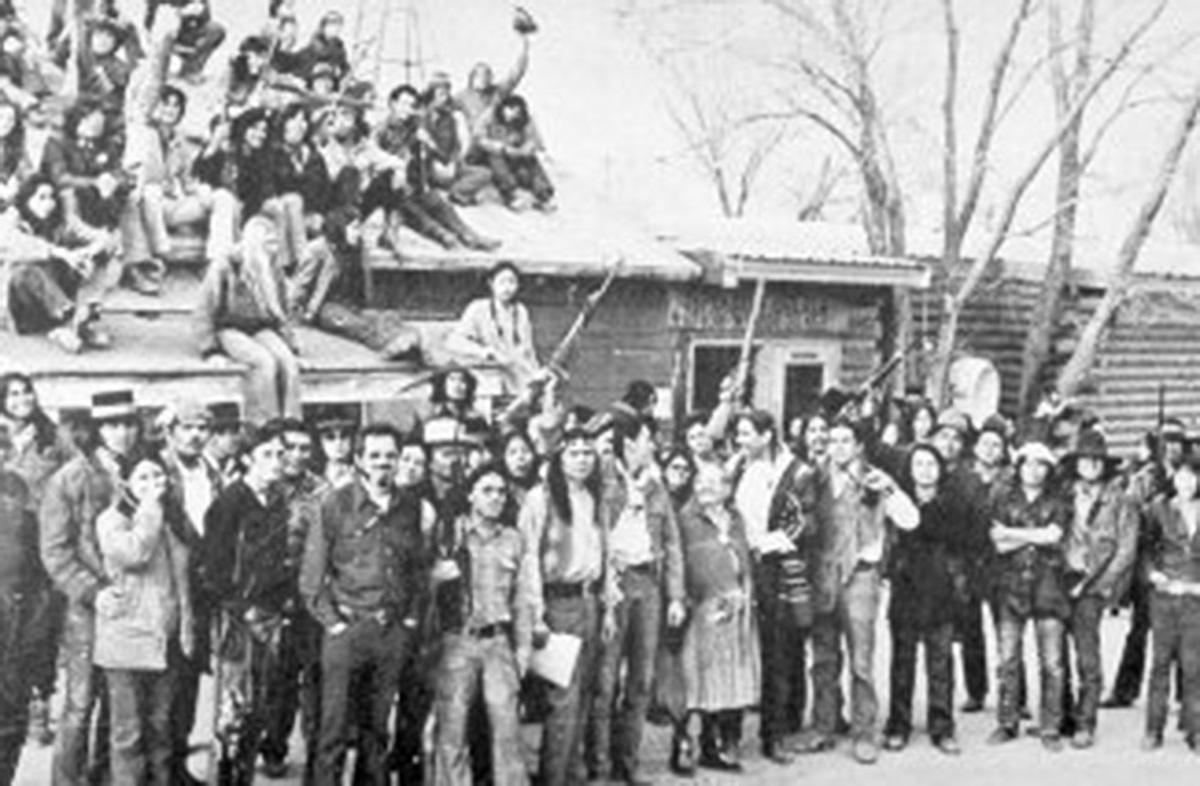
[529,632,582,689]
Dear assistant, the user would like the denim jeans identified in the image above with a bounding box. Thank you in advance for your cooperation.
[0,588,42,786]
[314,618,412,786]
[1067,596,1105,733]
[885,620,955,741]
[996,608,1065,734]
[432,633,525,786]
[811,566,881,739]
[53,601,110,786]
[957,595,989,703]
[1146,592,1200,737]
[589,567,661,779]
[540,594,601,786]
[105,665,176,786]
[756,564,810,744]
[1112,578,1152,704]
[261,614,321,773]
[216,328,301,422]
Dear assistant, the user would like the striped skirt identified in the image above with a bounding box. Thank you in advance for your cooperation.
[681,592,761,712]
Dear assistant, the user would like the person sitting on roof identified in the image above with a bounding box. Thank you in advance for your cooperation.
[422,71,492,206]
[2,174,121,352]
[297,10,349,84]
[122,9,238,294]
[286,141,422,363]
[444,261,542,395]
[0,26,50,109]
[195,210,301,422]
[455,8,534,138]
[470,93,555,212]
[305,59,339,99]
[268,13,306,79]
[160,0,225,83]
[372,83,500,251]
[73,15,136,124]
[42,97,129,232]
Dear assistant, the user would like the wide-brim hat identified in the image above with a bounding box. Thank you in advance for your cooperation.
[1062,428,1122,475]
[91,390,137,423]
[1013,441,1057,470]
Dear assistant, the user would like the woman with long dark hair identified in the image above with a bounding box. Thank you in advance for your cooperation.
[195,213,300,421]
[662,447,697,514]
[447,261,541,395]
[267,103,317,270]
[473,93,555,210]
[0,372,74,747]
[499,428,538,493]
[93,448,193,786]
[427,367,481,423]
[882,443,966,755]
[1142,455,1200,751]
[3,174,120,352]
[517,429,609,785]
[0,373,75,503]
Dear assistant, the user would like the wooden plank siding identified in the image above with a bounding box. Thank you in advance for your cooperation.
[912,264,1200,457]
[374,272,888,425]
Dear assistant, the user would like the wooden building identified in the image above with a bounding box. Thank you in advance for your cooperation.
[0,192,928,431]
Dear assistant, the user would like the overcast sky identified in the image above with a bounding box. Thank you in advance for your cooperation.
[31,0,1200,266]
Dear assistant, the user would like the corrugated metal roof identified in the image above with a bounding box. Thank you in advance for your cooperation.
[659,219,930,288]
[662,219,923,269]
[660,219,1200,285]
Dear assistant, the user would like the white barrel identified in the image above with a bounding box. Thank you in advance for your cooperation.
[948,356,1001,428]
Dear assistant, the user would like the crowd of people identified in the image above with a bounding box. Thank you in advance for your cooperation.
[0,0,556,419]
[3,338,1200,786]
[3,2,1200,786]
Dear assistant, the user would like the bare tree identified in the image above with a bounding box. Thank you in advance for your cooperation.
[662,79,791,217]
[1014,0,1094,424]
[1055,77,1200,397]
[759,0,906,255]
[925,0,1167,404]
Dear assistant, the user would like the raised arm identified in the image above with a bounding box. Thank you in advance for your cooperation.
[498,35,530,97]
[125,5,178,128]
[96,504,166,572]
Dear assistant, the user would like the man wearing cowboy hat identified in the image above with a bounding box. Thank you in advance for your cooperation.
[987,441,1071,751]
[41,389,141,785]
[930,409,992,714]
[1060,429,1138,748]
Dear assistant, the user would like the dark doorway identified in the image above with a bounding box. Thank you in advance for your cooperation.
[782,363,824,434]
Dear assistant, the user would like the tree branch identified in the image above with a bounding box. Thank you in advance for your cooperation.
[955,0,1035,238]
[949,0,1168,313]
[1057,75,1200,396]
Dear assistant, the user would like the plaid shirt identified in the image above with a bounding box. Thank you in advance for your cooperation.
[447,514,538,652]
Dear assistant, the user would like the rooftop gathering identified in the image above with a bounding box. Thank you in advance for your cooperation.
[4,0,1200,784]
